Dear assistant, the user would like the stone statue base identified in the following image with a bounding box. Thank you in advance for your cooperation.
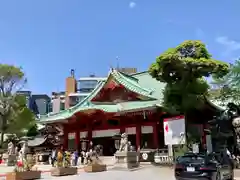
[113,151,139,170]
[7,155,17,166]
[84,156,107,172]
[84,163,107,172]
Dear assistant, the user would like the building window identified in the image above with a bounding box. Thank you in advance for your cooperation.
[48,103,53,113]
[69,95,88,107]
[79,95,87,102]
[60,102,65,111]
[78,80,98,93]
[69,96,79,107]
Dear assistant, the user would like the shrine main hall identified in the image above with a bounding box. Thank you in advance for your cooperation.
[39,69,222,155]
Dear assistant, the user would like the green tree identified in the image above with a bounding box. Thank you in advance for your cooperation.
[0,64,35,147]
[149,40,229,114]
[211,59,240,103]
[6,95,36,136]
[26,123,39,137]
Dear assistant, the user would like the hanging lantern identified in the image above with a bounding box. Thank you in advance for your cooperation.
[89,141,93,150]
[143,111,146,119]
[112,133,121,150]
[80,139,89,151]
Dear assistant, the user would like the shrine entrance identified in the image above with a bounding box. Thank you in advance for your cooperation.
[92,137,116,156]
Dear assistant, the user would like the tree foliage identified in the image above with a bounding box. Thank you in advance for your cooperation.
[0,64,35,146]
[6,95,35,135]
[211,59,240,103]
[149,40,229,113]
[26,123,39,137]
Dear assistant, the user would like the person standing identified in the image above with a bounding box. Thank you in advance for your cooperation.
[74,150,79,166]
[51,148,56,167]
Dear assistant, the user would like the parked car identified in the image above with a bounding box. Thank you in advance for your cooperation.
[174,152,233,180]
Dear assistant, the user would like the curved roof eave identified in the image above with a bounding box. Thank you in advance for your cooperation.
[204,97,225,111]
[111,70,156,99]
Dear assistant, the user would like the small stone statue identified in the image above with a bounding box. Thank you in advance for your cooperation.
[7,142,15,155]
[15,146,18,155]
[19,141,28,157]
[118,133,129,152]
[232,116,240,149]
[7,141,17,166]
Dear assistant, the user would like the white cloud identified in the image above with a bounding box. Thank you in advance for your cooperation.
[215,36,240,55]
[129,1,136,8]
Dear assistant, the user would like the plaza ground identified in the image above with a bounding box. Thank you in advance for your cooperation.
[0,166,175,180]
[1,156,240,180]
[1,165,240,180]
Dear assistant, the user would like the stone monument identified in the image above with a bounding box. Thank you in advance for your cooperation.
[113,133,139,170]
[7,141,17,166]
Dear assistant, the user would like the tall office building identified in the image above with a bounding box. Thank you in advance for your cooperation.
[16,91,51,116]
[51,91,65,113]
[68,74,106,107]
[31,94,51,115]
[50,71,105,113]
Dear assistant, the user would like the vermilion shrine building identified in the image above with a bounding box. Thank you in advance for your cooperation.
[39,69,223,155]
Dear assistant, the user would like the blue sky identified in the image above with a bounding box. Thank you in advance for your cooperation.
[0,0,240,94]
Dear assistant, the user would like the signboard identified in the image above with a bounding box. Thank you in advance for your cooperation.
[192,143,199,154]
[163,116,186,145]
[206,135,212,153]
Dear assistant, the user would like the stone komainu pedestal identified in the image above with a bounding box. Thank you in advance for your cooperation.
[51,167,78,176]
[6,171,41,180]
[36,153,49,165]
[7,155,17,166]
[113,151,139,170]
[84,163,107,172]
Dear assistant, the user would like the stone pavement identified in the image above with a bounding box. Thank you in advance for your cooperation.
[0,156,115,174]
[0,166,175,180]
[1,156,240,180]
[1,166,240,180]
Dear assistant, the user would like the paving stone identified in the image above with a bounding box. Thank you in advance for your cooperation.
[0,167,175,180]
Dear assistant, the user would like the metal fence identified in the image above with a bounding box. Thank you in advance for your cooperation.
[139,148,174,166]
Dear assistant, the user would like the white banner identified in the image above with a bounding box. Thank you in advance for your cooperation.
[92,129,120,138]
[163,116,186,145]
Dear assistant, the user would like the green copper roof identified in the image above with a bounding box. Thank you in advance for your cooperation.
[103,69,156,100]
[39,70,164,123]
[206,98,237,111]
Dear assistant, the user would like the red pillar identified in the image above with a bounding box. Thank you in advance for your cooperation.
[153,122,159,149]
[75,130,80,150]
[87,122,92,150]
[88,129,92,141]
[136,125,141,151]
[63,125,68,150]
